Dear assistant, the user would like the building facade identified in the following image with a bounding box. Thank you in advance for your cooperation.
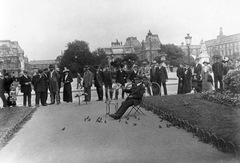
[28,60,58,75]
[0,40,28,77]
[100,31,162,64]
[205,28,240,59]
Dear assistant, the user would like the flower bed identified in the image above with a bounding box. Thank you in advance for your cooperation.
[141,94,240,155]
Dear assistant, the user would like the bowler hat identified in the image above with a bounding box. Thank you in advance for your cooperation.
[38,69,43,73]
[49,64,54,68]
[84,65,89,69]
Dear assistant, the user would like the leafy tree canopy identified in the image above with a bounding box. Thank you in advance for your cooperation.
[57,40,107,76]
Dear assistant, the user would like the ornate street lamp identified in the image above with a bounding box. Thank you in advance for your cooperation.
[185,34,192,65]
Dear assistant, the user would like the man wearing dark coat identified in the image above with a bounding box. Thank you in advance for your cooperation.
[32,70,39,105]
[150,60,158,83]
[62,68,73,103]
[0,73,8,108]
[83,65,93,102]
[34,69,48,107]
[115,64,128,99]
[48,64,60,105]
[109,75,145,120]
[212,58,224,91]
[19,70,32,107]
[94,66,104,101]
[183,64,192,94]
[155,61,168,95]
[193,58,202,92]
[3,73,13,105]
[128,65,138,83]
[103,66,113,100]
[176,63,185,94]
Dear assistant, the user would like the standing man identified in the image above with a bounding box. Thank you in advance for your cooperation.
[176,63,185,94]
[212,57,224,92]
[115,64,128,99]
[103,65,113,100]
[76,73,82,89]
[34,69,48,107]
[150,60,158,83]
[48,64,60,105]
[3,73,13,105]
[193,58,202,93]
[43,68,49,104]
[94,65,104,101]
[83,65,93,102]
[128,65,138,83]
[0,72,8,108]
[156,61,168,96]
[19,70,32,107]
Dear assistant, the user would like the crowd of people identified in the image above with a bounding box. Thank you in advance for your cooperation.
[176,56,236,94]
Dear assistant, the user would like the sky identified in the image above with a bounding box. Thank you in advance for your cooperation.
[1,0,240,61]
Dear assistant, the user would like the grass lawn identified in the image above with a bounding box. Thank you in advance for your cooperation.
[143,94,240,153]
[0,106,37,149]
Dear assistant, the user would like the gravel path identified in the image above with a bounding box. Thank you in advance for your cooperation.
[0,92,238,163]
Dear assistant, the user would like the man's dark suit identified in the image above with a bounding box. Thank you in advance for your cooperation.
[128,70,138,83]
[194,63,202,80]
[94,69,104,101]
[115,69,128,99]
[19,75,32,106]
[212,61,224,91]
[155,66,168,95]
[114,83,145,118]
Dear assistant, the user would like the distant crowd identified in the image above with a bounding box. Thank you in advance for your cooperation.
[176,56,236,94]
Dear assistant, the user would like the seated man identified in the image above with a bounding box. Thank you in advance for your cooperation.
[109,75,145,120]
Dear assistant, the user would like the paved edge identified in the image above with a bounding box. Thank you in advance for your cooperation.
[0,107,38,150]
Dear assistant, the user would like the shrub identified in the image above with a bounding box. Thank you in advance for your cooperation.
[223,69,240,94]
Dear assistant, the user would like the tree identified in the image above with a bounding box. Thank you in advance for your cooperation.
[158,44,186,67]
[159,44,194,67]
[57,40,107,76]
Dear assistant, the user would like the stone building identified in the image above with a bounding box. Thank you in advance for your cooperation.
[28,59,58,75]
[100,30,162,64]
[205,27,240,58]
[0,40,28,77]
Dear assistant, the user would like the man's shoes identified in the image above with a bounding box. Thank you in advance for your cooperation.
[42,104,48,106]
[96,99,101,101]
[28,105,33,107]
[48,103,55,105]
[35,104,40,107]
[109,114,120,120]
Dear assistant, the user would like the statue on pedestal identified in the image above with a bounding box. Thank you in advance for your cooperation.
[198,39,210,64]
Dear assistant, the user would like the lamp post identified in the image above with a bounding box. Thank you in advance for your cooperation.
[148,30,153,63]
[185,34,192,65]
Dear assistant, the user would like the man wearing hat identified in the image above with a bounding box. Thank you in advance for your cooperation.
[155,60,168,95]
[150,60,158,83]
[33,69,48,107]
[212,58,224,91]
[138,60,150,79]
[83,65,93,102]
[93,65,104,101]
[19,70,32,107]
[128,65,138,83]
[103,65,113,100]
[109,75,145,120]
[48,64,60,105]
[3,73,13,103]
[0,72,8,108]
[115,64,128,100]
[193,58,202,93]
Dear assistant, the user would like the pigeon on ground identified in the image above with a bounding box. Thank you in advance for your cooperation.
[160,119,163,122]
[104,120,107,123]
[133,123,137,126]
[119,119,121,122]
[134,116,137,119]
[62,127,65,131]
[126,117,130,120]
[125,121,128,124]
[88,118,91,121]
[96,117,100,122]
[159,125,162,128]
[137,118,140,120]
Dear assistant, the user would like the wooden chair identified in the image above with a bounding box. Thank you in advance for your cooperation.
[74,88,88,105]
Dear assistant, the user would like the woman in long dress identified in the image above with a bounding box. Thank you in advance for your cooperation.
[201,61,213,92]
